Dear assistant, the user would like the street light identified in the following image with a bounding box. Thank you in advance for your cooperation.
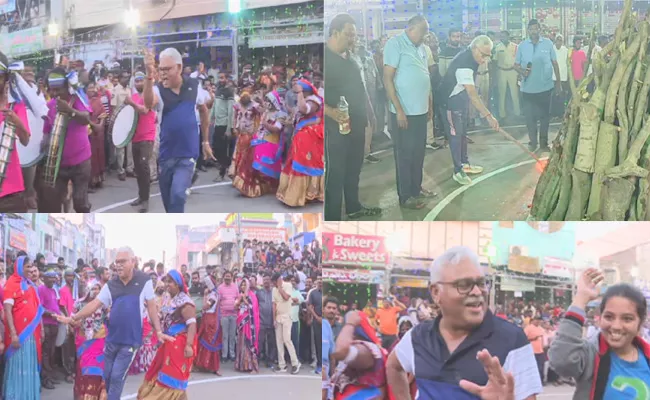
[48,22,59,37]
[124,7,140,30]
[124,7,140,74]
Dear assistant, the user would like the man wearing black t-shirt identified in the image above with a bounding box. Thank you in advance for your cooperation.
[324,13,382,221]
[436,35,499,186]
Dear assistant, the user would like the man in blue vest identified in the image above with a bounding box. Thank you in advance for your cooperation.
[56,246,174,400]
[386,246,542,400]
[142,47,215,212]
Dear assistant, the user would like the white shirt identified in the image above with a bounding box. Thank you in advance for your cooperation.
[449,68,475,98]
[296,270,307,291]
[243,248,254,263]
[552,45,569,82]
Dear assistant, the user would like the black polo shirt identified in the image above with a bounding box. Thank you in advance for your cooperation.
[436,48,479,110]
[394,310,542,399]
[324,44,367,127]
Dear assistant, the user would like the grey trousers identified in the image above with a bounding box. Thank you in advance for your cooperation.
[116,141,134,175]
[221,315,236,359]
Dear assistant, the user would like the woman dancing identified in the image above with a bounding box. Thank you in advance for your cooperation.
[73,279,108,400]
[231,90,263,190]
[233,90,288,197]
[194,274,222,375]
[138,270,197,399]
[234,278,260,373]
[276,79,324,207]
[3,256,43,400]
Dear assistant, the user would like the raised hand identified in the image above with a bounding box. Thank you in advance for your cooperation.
[459,349,515,400]
[144,48,156,77]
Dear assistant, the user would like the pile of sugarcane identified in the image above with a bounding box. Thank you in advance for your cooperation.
[531,0,650,221]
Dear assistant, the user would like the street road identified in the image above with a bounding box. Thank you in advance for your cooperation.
[42,359,320,399]
[354,122,562,221]
[81,167,322,213]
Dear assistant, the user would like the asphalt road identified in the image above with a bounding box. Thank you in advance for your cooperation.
[352,122,562,221]
[62,166,322,213]
[42,359,320,399]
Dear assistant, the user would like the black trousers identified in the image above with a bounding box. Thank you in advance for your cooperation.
[212,125,232,177]
[389,112,427,204]
[313,320,322,368]
[522,89,553,147]
[299,320,312,362]
[324,116,365,220]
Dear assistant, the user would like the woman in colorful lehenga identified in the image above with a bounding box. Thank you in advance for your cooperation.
[73,279,108,400]
[234,278,261,373]
[194,275,222,375]
[138,270,197,400]
[233,90,289,197]
[276,79,324,207]
[331,311,388,400]
[129,312,158,375]
[230,90,263,189]
[3,256,43,400]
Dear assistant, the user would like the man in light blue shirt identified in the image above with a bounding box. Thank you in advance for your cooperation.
[384,15,436,210]
[322,318,334,400]
[514,19,562,153]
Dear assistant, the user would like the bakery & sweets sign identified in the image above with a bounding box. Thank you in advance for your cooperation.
[322,233,390,266]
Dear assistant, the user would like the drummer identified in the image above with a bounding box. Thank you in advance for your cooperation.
[142,47,215,213]
[123,71,158,213]
[0,52,31,212]
[38,67,93,213]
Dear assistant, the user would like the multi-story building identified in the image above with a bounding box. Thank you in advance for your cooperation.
[1,0,323,79]
[0,213,106,265]
[176,224,219,270]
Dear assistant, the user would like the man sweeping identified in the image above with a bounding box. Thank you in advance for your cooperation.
[436,35,499,186]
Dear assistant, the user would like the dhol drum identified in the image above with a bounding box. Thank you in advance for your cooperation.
[18,110,45,167]
[111,104,139,148]
[0,120,16,189]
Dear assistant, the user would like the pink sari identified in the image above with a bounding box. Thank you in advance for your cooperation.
[235,279,260,372]
[236,285,260,352]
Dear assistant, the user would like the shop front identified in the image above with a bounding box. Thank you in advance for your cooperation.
[389,257,433,301]
[323,268,385,309]
[322,232,390,308]
[491,255,574,308]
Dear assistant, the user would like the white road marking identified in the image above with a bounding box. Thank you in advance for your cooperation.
[94,181,232,213]
[121,374,320,399]
[423,159,540,221]
[370,122,561,157]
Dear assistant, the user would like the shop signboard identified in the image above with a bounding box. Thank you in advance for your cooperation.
[323,233,390,267]
[500,276,535,292]
[9,229,27,251]
[543,257,573,279]
[323,268,384,285]
[1,27,44,57]
[241,227,286,244]
[0,0,15,15]
[507,254,540,274]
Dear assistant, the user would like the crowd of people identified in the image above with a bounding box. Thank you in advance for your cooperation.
[0,236,323,400]
[0,45,324,213]
[324,12,616,217]
[321,246,650,400]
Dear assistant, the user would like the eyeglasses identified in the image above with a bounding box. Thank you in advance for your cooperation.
[437,277,491,295]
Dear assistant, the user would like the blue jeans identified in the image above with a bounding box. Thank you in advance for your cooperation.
[104,342,139,400]
[158,157,195,213]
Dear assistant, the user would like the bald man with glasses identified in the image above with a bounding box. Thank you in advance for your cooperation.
[386,246,542,400]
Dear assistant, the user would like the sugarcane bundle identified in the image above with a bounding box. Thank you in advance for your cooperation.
[530,0,650,221]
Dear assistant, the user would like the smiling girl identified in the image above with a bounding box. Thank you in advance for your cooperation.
[549,268,650,400]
